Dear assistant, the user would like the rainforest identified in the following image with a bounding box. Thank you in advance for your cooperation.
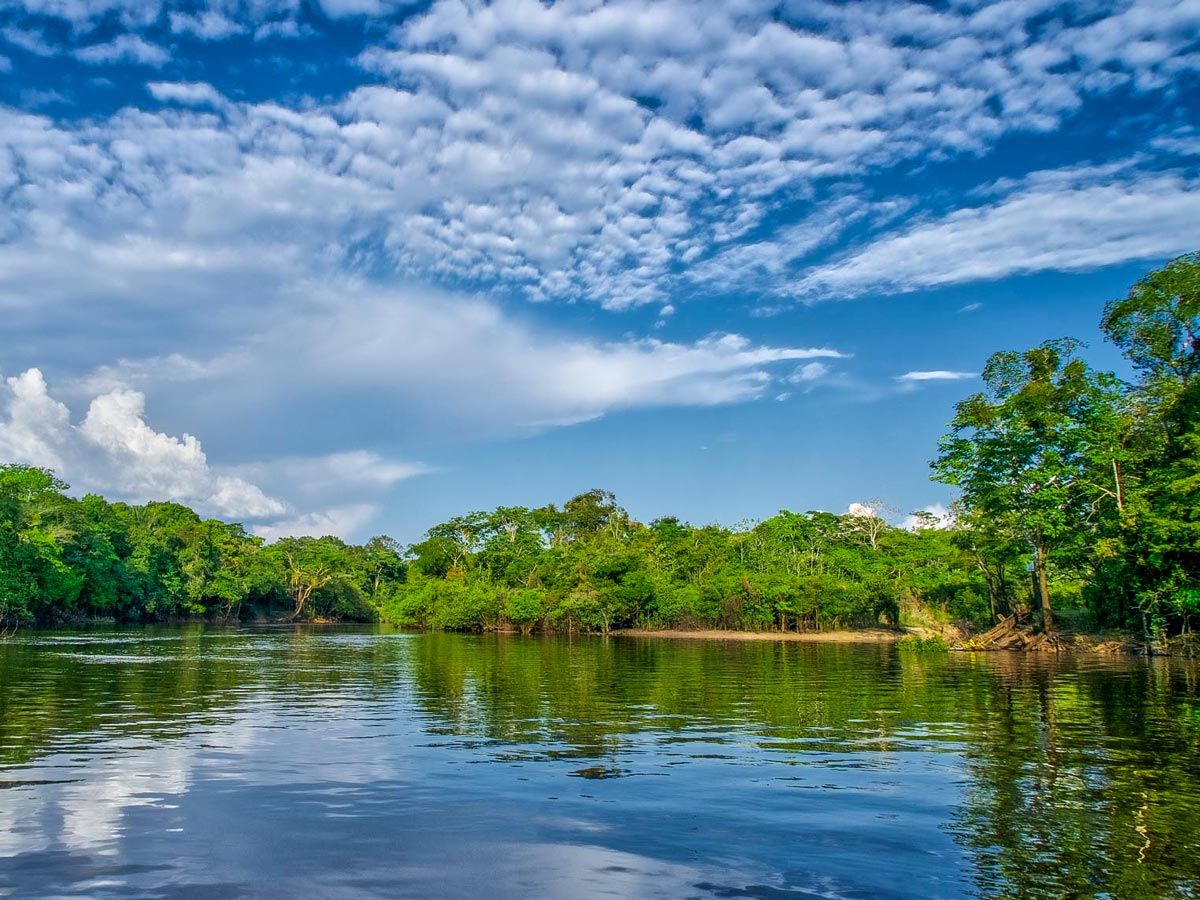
[2,253,1199,644]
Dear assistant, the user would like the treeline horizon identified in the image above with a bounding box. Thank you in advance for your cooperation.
[0,468,995,632]
[1,252,1197,639]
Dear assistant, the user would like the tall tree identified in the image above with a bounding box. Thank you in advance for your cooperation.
[933,340,1122,631]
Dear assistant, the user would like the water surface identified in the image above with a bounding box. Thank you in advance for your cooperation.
[1,627,1198,898]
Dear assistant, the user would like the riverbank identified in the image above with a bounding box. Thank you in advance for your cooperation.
[611,628,906,643]
[610,625,1199,657]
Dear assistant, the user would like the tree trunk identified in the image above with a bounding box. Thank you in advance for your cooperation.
[291,585,310,620]
[1033,534,1054,632]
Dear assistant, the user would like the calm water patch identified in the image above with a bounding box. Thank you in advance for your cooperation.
[0,626,1197,898]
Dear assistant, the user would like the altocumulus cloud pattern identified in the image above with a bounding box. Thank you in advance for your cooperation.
[0,0,1197,538]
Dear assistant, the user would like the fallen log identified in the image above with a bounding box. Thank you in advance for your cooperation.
[957,614,1067,652]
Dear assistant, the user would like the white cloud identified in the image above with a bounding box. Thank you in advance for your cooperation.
[1151,127,1200,157]
[168,10,244,39]
[231,451,430,505]
[846,502,875,518]
[75,34,169,66]
[0,369,72,472]
[788,361,832,384]
[2,1,1197,311]
[800,165,1200,298]
[147,81,228,107]
[896,370,975,382]
[902,503,954,531]
[92,284,847,443]
[0,0,302,30]
[0,367,428,539]
[1,26,56,56]
[252,504,380,541]
[0,368,284,519]
[0,54,11,72]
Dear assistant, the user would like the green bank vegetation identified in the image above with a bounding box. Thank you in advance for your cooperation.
[1,253,1198,641]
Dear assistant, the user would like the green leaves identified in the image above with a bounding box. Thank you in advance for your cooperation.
[934,253,1200,636]
[1102,251,1200,387]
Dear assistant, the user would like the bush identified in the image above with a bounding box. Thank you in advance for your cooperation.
[896,633,950,653]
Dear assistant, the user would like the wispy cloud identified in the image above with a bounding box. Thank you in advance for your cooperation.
[799,164,1200,298]
[84,283,848,443]
[147,81,228,107]
[252,504,381,542]
[896,370,975,383]
[75,35,169,66]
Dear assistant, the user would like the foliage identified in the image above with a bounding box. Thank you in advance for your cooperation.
[377,493,987,633]
[0,467,992,633]
[0,467,401,626]
[2,253,1197,638]
[935,251,1200,636]
[895,633,950,653]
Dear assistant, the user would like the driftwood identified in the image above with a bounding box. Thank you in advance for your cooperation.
[958,614,1069,652]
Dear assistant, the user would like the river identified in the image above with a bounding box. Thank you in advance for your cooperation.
[1,626,1197,898]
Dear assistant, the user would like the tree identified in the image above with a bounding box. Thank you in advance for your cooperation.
[933,340,1123,631]
[1101,251,1200,397]
[362,535,406,604]
[272,537,345,620]
[1092,251,1200,636]
[845,499,896,551]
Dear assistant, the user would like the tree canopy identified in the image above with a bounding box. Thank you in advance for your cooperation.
[2,253,1198,642]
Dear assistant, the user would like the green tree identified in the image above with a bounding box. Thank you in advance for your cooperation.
[933,340,1122,631]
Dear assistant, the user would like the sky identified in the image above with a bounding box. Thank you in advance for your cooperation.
[0,0,1197,543]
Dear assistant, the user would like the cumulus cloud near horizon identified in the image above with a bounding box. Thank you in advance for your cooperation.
[0,367,425,539]
[0,367,284,519]
[902,504,955,531]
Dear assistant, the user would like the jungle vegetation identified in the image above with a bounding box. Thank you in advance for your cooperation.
[1,252,1197,638]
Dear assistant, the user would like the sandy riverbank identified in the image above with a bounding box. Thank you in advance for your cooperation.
[610,628,906,643]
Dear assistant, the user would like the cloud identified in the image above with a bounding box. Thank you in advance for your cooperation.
[2,1,1198,311]
[18,87,69,108]
[87,284,847,446]
[75,35,169,66]
[0,368,284,519]
[902,503,954,531]
[0,367,432,539]
[252,504,380,542]
[1151,127,1200,157]
[896,370,975,383]
[0,54,11,71]
[146,81,228,107]
[168,10,244,40]
[2,25,57,55]
[231,451,431,507]
[800,164,1200,297]
[782,362,830,384]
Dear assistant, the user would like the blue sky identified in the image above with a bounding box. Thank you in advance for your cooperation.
[0,0,1197,542]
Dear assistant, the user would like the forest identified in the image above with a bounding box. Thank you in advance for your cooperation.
[0,252,1197,640]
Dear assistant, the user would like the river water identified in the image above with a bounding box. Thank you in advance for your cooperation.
[0,626,1197,899]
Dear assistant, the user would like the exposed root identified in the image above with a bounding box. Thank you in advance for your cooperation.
[957,614,1069,652]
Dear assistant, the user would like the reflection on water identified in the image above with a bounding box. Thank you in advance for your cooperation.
[0,626,1197,898]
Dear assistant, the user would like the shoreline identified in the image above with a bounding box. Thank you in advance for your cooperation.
[610,628,906,643]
